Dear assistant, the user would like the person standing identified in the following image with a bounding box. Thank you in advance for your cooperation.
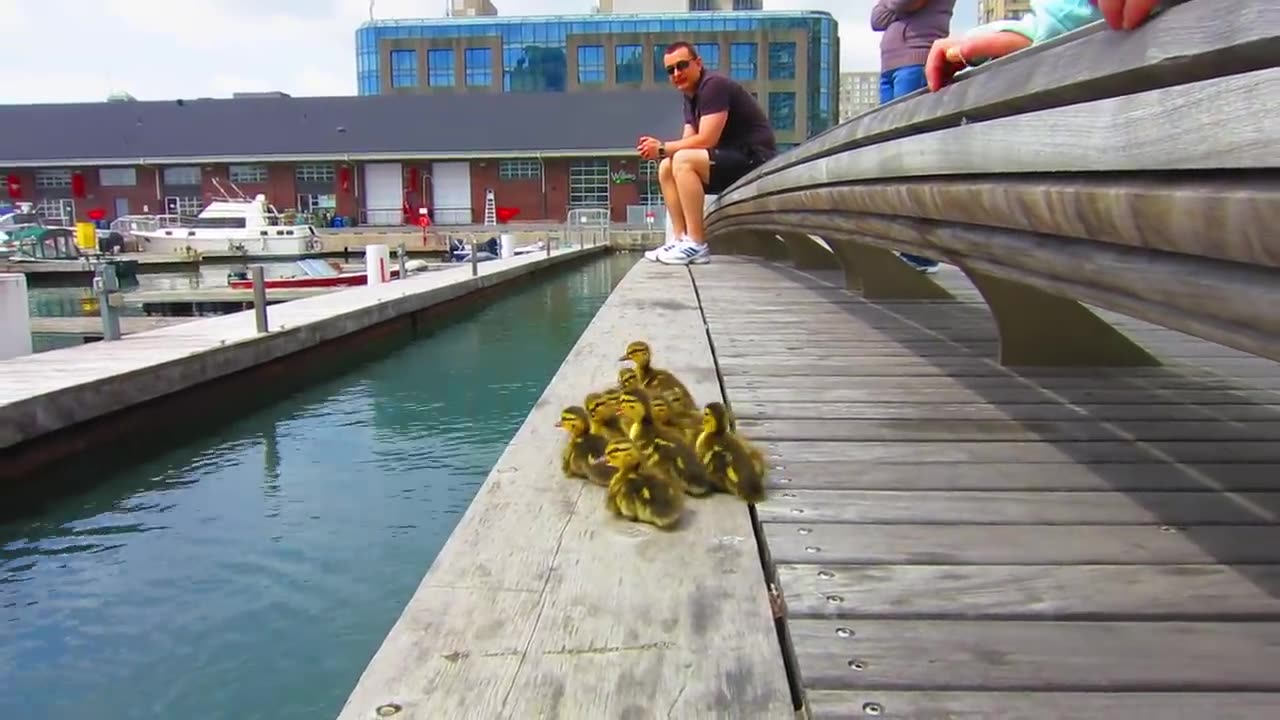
[871,0,955,274]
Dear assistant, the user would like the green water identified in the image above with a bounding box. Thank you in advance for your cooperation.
[0,252,638,719]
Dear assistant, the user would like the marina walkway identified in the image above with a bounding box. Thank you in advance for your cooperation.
[696,256,1280,718]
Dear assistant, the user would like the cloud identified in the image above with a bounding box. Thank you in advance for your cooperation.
[0,0,978,104]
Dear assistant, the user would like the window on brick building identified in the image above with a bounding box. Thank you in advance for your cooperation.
[297,194,337,213]
[568,159,609,208]
[465,48,492,87]
[163,166,201,186]
[428,49,455,87]
[638,161,662,206]
[693,43,720,72]
[768,91,796,131]
[229,164,268,184]
[98,168,137,186]
[34,169,72,188]
[729,43,757,81]
[498,159,541,180]
[577,45,605,85]
[615,45,643,84]
[768,42,796,80]
[295,164,335,183]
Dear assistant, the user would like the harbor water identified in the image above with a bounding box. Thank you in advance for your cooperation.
[0,251,638,719]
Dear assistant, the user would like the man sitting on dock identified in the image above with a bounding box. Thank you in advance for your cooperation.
[637,41,777,266]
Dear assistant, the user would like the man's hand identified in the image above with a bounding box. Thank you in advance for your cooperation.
[637,136,662,161]
[1093,0,1159,31]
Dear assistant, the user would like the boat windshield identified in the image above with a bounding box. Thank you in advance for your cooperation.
[191,216,248,229]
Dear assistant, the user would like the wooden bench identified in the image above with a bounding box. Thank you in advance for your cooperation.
[705,0,1280,366]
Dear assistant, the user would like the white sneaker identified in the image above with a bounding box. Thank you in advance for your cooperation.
[657,241,710,265]
[645,235,686,261]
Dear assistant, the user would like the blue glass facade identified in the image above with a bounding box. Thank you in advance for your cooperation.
[355,11,838,138]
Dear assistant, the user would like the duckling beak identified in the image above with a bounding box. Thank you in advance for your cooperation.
[554,420,563,427]
[618,354,630,361]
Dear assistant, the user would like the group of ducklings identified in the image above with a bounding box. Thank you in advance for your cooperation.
[554,340,767,530]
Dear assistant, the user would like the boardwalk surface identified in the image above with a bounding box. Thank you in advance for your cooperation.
[693,256,1280,719]
[338,259,792,719]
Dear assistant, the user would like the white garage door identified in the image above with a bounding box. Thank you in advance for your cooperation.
[431,162,472,225]
[363,162,402,226]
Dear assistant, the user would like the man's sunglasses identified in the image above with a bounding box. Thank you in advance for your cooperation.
[664,59,692,75]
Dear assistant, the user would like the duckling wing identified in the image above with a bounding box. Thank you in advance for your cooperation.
[632,471,685,529]
[726,438,767,504]
[586,458,614,487]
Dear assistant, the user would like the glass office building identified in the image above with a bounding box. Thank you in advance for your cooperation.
[355,11,839,144]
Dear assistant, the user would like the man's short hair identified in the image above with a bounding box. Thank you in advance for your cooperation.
[663,41,698,58]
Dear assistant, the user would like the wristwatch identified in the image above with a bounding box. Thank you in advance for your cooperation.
[657,142,666,158]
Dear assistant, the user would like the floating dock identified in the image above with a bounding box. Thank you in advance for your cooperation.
[340,256,1280,718]
[0,246,605,482]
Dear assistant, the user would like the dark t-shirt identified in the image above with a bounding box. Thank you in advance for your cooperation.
[682,72,777,160]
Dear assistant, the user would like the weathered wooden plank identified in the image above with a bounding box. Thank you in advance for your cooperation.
[729,386,1280,405]
[751,68,1280,197]
[719,358,1280,379]
[789,619,1280,690]
[767,462,1280,492]
[805,690,1280,719]
[727,374,1280,391]
[764,524,1280,565]
[29,316,194,336]
[778,564,1280,620]
[340,261,792,717]
[758,440,1280,464]
[723,0,1276,185]
[758,489,1280,525]
[737,418,1280,442]
[734,402,1280,423]
[725,179,1280,270]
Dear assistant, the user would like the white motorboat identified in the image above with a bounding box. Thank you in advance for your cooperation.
[128,181,322,258]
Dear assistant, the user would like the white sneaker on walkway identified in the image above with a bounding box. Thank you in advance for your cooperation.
[645,235,687,262]
[657,241,710,265]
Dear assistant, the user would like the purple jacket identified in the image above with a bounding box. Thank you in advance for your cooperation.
[871,0,956,72]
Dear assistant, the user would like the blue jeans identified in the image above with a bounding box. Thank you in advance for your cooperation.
[879,64,938,268]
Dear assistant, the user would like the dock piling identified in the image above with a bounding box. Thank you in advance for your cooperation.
[251,265,268,333]
[470,239,478,276]
[0,273,33,360]
[94,264,122,342]
[396,243,407,280]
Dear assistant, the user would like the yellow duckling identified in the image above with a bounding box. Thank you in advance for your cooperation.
[617,367,640,393]
[619,341,696,410]
[696,402,766,503]
[617,388,714,497]
[602,438,684,529]
[555,406,608,484]
[662,388,703,444]
[585,391,628,442]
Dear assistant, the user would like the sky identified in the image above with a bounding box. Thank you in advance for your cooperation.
[0,0,977,104]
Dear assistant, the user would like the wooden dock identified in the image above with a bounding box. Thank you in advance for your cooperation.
[338,260,793,718]
[29,316,194,337]
[0,246,604,480]
[697,257,1280,718]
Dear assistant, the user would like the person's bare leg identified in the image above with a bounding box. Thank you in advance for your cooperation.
[657,157,686,239]
[672,149,711,243]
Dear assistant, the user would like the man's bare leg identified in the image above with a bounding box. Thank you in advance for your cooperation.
[672,149,711,243]
[657,157,686,239]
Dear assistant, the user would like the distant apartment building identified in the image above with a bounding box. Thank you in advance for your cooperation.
[977,0,1033,23]
[356,10,839,147]
[596,0,764,11]
[839,71,878,122]
[449,0,498,17]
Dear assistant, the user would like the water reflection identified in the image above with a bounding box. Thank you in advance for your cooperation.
[0,252,638,720]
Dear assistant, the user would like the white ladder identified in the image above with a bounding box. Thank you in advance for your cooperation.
[483,188,497,226]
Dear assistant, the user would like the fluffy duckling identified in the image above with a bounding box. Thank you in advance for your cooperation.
[619,341,696,410]
[602,438,684,529]
[556,406,607,483]
[617,367,640,393]
[662,389,703,444]
[696,402,766,503]
[584,391,628,442]
[617,388,714,497]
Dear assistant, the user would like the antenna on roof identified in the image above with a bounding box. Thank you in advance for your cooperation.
[369,0,375,20]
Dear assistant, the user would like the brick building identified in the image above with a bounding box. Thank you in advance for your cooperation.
[0,90,681,228]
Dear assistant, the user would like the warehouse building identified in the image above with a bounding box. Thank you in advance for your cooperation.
[0,90,681,227]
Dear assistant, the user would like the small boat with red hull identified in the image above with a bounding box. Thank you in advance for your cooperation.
[227,258,429,290]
